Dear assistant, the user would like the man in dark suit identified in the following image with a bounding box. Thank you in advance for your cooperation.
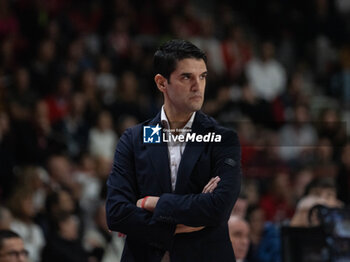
[106,39,241,261]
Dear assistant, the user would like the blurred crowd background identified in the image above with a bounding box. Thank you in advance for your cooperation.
[0,0,349,261]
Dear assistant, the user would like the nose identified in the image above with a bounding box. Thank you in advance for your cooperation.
[191,77,200,91]
[242,237,249,247]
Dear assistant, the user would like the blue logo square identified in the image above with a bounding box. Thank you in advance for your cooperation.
[143,124,161,143]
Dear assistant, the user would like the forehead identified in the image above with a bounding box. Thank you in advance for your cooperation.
[173,58,207,74]
[230,220,250,234]
[1,238,24,251]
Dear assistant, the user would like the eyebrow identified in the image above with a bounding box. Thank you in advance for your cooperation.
[180,71,208,77]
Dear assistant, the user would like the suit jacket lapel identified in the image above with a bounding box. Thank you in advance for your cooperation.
[175,111,213,194]
[145,113,172,193]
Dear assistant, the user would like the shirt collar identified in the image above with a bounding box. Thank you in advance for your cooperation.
[161,105,196,130]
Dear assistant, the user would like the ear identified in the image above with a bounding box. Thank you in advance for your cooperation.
[154,74,167,93]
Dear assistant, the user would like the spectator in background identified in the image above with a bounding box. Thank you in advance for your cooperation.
[312,137,337,178]
[8,67,37,122]
[232,193,249,218]
[0,230,28,262]
[279,71,312,120]
[53,92,90,160]
[336,143,350,205]
[316,108,347,158]
[228,215,250,262]
[88,110,118,161]
[30,38,58,96]
[0,207,12,230]
[279,104,318,164]
[190,16,225,77]
[107,17,132,62]
[244,129,287,180]
[115,114,138,138]
[74,153,102,226]
[110,70,151,123]
[16,166,49,215]
[13,100,66,165]
[221,24,252,81]
[39,188,76,239]
[246,205,281,262]
[0,110,15,199]
[0,36,20,74]
[246,40,286,102]
[44,75,72,125]
[260,172,294,223]
[7,188,45,262]
[291,167,314,204]
[242,179,260,207]
[0,0,19,38]
[79,69,101,123]
[96,55,117,106]
[330,45,350,108]
[46,154,81,198]
[238,77,274,127]
[42,212,88,262]
[83,202,124,262]
[290,177,343,227]
[61,37,92,81]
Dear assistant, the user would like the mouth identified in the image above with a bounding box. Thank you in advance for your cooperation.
[190,95,202,100]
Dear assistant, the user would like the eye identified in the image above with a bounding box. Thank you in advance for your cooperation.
[181,74,191,80]
[200,73,208,80]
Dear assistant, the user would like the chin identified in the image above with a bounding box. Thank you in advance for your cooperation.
[192,102,203,112]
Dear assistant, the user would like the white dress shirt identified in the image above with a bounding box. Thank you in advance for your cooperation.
[161,106,196,192]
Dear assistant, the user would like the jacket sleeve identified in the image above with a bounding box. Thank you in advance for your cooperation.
[106,128,175,249]
[152,129,241,227]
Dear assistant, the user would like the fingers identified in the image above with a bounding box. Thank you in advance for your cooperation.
[136,198,143,208]
[202,176,219,193]
[202,176,220,193]
[202,177,215,193]
[175,224,206,234]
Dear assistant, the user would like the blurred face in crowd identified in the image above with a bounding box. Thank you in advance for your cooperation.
[155,58,207,119]
[97,111,113,131]
[48,156,72,185]
[231,197,248,218]
[59,215,79,241]
[248,208,265,235]
[261,42,275,61]
[228,216,250,260]
[294,105,310,124]
[57,190,75,213]
[19,197,35,220]
[0,237,28,262]
[39,39,56,62]
[15,69,30,91]
[0,208,12,230]
[342,144,350,168]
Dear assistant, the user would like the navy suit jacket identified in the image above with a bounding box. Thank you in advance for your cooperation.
[106,111,241,262]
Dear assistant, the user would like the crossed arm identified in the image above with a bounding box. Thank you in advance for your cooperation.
[136,176,221,234]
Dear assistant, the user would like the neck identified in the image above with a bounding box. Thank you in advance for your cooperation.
[163,104,194,130]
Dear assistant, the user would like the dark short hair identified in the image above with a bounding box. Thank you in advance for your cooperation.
[0,230,21,250]
[153,39,207,80]
[304,177,336,196]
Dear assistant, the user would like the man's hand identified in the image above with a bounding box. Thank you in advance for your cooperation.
[202,176,220,193]
[175,224,205,234]
[136,196,159,212]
